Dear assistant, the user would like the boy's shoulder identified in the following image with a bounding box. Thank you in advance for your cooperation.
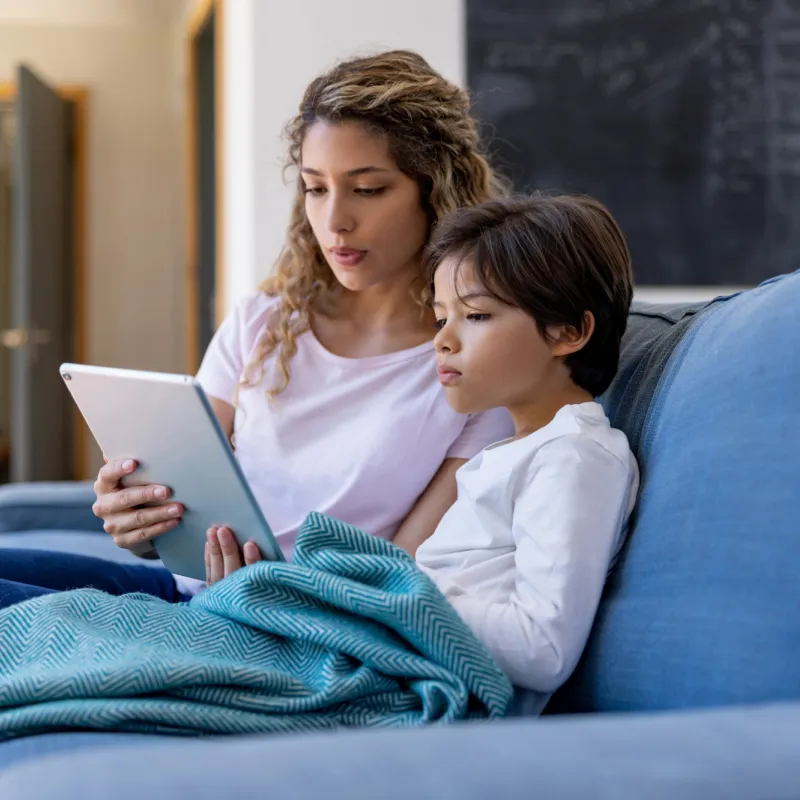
[512,403,638,504]
[545,402,634,471]
[475,402,634,478]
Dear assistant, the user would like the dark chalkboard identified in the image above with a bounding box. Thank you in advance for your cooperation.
[467,0,800,285]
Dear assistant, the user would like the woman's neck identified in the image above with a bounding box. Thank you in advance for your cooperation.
[337,288,418,328]
[318,272,433,335]
[311,275,435,359]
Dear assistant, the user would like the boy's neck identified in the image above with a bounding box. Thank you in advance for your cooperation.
[507,383,595,440]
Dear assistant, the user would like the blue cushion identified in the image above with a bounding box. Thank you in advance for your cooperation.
[555,271,800,712]
[0,530,164,567]
[0,482,103,534]
[600,299,714,453]
[0,732,162,773]
[2,702,800,798]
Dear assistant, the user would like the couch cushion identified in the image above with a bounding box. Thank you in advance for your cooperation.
[0,732,163,773]
[0,482,103,534]
[3,703,800,798]
[553,270,800,712]
[0,530,164,567]
[600,299,726,451]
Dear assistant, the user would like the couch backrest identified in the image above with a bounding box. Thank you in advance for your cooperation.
[551,271,800,713]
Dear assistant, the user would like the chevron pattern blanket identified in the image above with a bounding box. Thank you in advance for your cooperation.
[0,513,513,739]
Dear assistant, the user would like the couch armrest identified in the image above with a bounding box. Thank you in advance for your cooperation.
[1,702,798,798]
[0,481,103,534]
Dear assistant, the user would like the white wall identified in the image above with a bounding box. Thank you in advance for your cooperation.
[0,0,190,475]
[632,286,747,304]
[221,0,465,315]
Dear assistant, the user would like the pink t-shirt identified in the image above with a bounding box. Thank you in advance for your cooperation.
[196,292,513,559]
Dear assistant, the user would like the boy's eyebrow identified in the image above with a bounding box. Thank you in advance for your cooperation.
[301,166,390,177]
[432,291,494,308]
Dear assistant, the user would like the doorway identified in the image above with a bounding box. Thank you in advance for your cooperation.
[186,0,224,373]
[0,72,88,483]
[0,104,12,483]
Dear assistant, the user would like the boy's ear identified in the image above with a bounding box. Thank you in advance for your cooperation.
[546,311,595,357]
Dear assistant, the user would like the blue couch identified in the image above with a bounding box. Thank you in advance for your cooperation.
[1,271,799,798]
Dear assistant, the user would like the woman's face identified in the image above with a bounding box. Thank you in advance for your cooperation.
[300,120,430,294]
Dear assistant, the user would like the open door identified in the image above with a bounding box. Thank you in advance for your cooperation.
[5,65,73,481]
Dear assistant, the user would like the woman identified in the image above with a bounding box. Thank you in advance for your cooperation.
[0,50,512,608]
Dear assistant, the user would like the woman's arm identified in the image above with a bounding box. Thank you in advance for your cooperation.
[392,408,512,557]
[208,397,235,442]
[392,457,466,557]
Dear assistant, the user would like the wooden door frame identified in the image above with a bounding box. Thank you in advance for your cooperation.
[186,0,225,373]
[0,81,89,480]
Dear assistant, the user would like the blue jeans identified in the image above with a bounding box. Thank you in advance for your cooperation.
[0,549,184,609]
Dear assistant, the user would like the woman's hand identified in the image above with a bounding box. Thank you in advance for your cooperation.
[205,527,263,585]
[92,459,184,550]
[92,399,234,553]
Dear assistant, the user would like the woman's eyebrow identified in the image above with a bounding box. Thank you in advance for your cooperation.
[301,166,391,177]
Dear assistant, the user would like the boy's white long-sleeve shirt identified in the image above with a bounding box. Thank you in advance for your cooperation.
[416,402,639,714]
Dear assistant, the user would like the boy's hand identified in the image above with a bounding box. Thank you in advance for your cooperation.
[205,527,263,585]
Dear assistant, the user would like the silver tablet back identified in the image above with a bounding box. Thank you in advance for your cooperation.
[60,363,283,580]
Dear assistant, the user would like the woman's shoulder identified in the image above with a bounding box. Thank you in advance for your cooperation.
[196,292,284,396]
[229,291,282,327]
[222,291,284,347]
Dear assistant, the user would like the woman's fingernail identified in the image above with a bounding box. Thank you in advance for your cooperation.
[122,460,134,472]
[155,486,168,499]
[207,528,217,540]
[168,505,181,516]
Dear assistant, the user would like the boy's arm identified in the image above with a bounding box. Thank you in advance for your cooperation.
[392,458,466,557]
[445,437,634,692]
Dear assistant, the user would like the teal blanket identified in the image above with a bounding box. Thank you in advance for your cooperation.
[0,513,513,739]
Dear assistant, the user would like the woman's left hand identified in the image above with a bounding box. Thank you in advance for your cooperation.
[205,526,263,585]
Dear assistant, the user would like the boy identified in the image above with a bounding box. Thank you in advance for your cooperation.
[414,194,639,713]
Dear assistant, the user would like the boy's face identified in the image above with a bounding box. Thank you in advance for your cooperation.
[432,257,571,416]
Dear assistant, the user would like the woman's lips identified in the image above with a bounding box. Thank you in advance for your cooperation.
[330,247,367,267]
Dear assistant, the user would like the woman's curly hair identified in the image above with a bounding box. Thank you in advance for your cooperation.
[239,49,507,399]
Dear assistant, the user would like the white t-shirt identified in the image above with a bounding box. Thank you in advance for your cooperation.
[195,292,513,559]
[416,402,639,711]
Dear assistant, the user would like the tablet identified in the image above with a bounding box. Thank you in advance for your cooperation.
[59,362,284,580]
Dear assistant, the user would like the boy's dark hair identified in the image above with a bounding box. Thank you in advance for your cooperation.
[424,193,634,398]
